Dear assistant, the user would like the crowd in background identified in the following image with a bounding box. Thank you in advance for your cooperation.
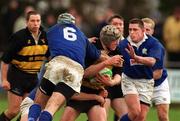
[0,0,179,68]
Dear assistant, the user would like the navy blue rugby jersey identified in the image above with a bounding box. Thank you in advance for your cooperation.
[118,35,161,79]
[152,42,168,87]
[47,23,100,68]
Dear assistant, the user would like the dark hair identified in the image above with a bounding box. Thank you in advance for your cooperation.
[129,18,144,29]
[26,11,40,21]
[107,14,124,24]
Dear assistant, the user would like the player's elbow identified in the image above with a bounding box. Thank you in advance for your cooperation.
[148,58,156,67]
[153,69,163,80]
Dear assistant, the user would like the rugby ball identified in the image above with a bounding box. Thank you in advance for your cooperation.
[99,67,113,77]
[90,67,112,83]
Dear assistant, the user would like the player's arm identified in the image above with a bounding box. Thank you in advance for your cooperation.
[71,91,107,106]
[88,37,98,43]
[1,61,10,90]
[110,74,121,86]
[134,55,156,67]
[71,92,106,100]
[84,55,123,78]
[153,69,163,80]
[126,43,156,66]
[95,73,121,86]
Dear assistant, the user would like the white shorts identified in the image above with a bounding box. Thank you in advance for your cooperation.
[43,56,84,93]
[20,97,34,116]
[121,73,154,104]
[152,78,170,105]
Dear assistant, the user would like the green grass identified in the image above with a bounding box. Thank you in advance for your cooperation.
[0,94,180,121]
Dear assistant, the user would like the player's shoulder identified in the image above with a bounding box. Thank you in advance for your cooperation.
[145,35,160,47]
[146,35,159,43]
[119,38,128,47]
[14,28,27,36]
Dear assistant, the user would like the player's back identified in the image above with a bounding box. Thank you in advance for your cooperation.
[47,23,88,66]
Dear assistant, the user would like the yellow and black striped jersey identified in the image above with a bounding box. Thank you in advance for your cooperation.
[1,27,49,74]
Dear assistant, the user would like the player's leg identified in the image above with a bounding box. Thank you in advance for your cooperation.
[60,106,80,121]
[20,88,37,121]
[134,102,150,121]
[87,105,107,121]
[154,79,170,121]
[38,82,77,121]
[120,75,141,121]
[0,92,23,120]
[20,60,47,121]
[28,78,54,121]
[111,98,128,119]
[156,104,169,121]
[20,96,34,121]
[134,78,154,121]
[104,98,111,118]
[120,94,140,121]
[1,66,37,121]
[110,84,128,120]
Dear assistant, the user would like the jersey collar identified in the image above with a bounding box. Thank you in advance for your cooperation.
[127,33,148,48]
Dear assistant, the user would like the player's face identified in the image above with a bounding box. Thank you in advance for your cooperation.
[110,18,124,34]
[27,14,41,33]
[129,23,144,43]
[107,39,119,51]
[143,22,154,35]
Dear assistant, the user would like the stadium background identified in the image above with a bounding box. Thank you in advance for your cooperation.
[0,0,180,120]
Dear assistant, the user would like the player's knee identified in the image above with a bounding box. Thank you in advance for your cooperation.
[6,109,19,118]
[137,114,146,121]
[130,108,141,119]
[158,113,168,121]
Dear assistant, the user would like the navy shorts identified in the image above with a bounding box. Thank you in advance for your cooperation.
[67,86,102,113]
[107,84,123,100]
[39,78,76,101]
[7,66,38,96]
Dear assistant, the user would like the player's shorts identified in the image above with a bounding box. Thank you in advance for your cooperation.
[121,73,154,105]
[107,84,123,100]
[39,78,76,101]
[7,65,38,96]
[43,56,84,93]
[20,97,34,116]
[152,78,170,105]
[66,86,103,113]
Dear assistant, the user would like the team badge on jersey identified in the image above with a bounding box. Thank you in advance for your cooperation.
[41,39,45,43]
[142,48,147,55]
[27,39,31,44]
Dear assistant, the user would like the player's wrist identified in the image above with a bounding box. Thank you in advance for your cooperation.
[134,55,140,62]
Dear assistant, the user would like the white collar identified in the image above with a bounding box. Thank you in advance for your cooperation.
[127,33,148,48]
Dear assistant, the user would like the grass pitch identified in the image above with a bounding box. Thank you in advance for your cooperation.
[0,93,180,121]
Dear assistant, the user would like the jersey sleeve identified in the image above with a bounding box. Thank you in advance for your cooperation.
[152,44,165,70]
[148,40,161,61]
[1,34,23,63]
[85,39,101,62]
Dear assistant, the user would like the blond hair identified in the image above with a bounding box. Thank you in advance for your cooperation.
[142,18,155,29]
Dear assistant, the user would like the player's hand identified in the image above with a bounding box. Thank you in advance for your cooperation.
[1,79,10,90]
[104,55,124,67]
[88,37,98,43]
[95,74,113,86]
[95,95,106,107]
[99,89,108,98]
[125,43,136,59]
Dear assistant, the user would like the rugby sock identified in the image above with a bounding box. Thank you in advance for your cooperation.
[120,114,131,121]
[28,104,41,121]
[0,112,10,121]
[38,111,52,121]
